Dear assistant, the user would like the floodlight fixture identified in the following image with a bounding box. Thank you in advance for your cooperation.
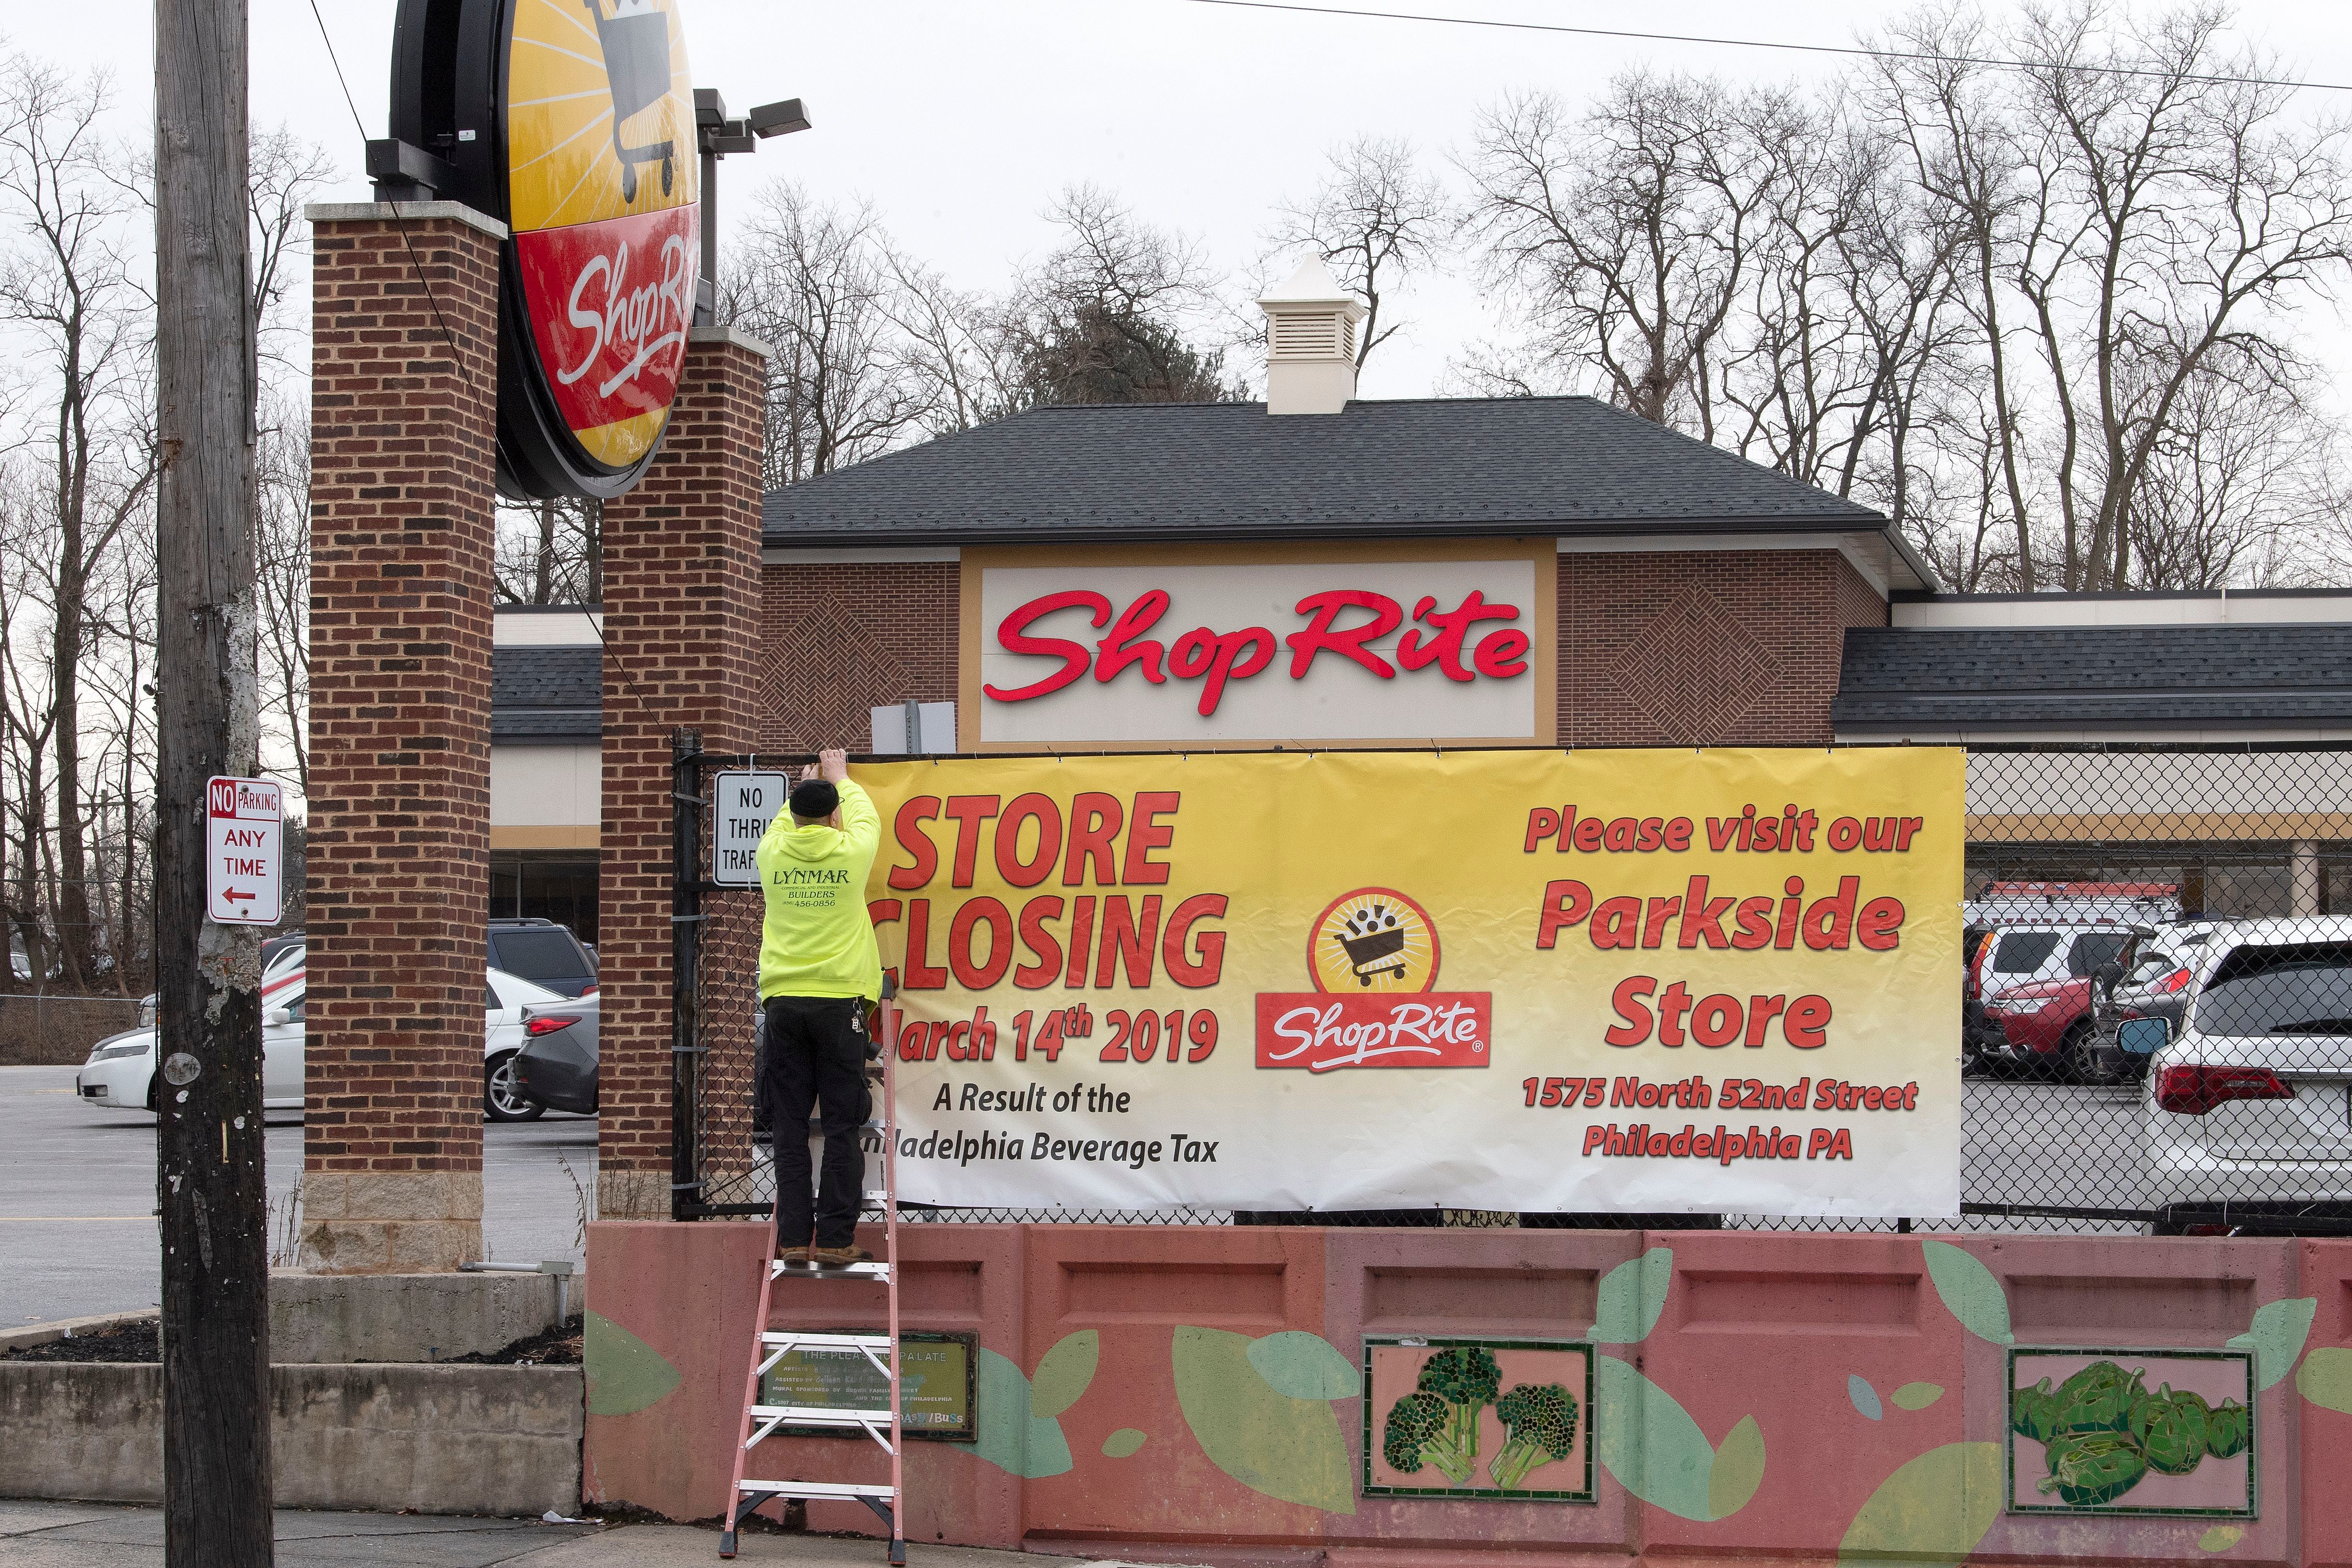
[748,98,812,138]
[689,85,811,325]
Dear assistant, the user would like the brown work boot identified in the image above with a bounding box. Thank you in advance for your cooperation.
[776,1244,812,1265]
[810,1243,873,1269]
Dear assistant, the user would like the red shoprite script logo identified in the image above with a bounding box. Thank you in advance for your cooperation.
[1255,888,1492,1073]
[512,204,697,450]
[984,588,1532,717]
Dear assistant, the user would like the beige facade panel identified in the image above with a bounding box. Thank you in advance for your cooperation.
[490,744,601,831]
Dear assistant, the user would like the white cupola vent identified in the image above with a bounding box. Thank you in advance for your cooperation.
[1258,257,1367,415]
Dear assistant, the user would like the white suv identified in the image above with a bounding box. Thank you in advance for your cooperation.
[2140,917,2352,1232]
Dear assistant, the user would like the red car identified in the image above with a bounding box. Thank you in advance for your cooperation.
[1980,973,2117,1082]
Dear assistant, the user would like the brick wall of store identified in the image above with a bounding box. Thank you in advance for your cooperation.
[751,550,1885,749]
[1558,549,1887,746]
[756,560,958,752]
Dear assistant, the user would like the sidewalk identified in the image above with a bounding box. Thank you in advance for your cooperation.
[0,1501,1143,1567]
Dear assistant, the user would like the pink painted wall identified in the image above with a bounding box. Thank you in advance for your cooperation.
[586,1222,2352,1564]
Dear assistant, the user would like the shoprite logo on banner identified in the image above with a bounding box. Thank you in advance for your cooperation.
[388,0,698,499]
[1255,888,1492,1072]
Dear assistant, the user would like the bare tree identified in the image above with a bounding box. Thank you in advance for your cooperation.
[254,400,310,788]
[1000,184,1240,408]
[1266,136,1450,368]
[719,183,932,486]
[0,55,158,988]
[2006,3,2352,589]
[491,495,600,605]
[1462,74,1788,434]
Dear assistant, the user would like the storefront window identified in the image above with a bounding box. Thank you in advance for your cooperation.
[489,853,600,944]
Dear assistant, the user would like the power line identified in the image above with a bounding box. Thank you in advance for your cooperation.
[1165,0,2352,94]
[304,0,481,396]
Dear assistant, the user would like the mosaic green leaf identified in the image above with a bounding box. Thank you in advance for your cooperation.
[1892,1382,1946,1411]
[1921,1241,2014,1345]
[1247,1330,1359,1402]
[1030,1329,1100,1419]
[1592,1246,1674,1344]
[1595,1355,1714,1520]
[2200,1525,2246,1553]
[1849,1374,1884,1421]
[583,1310,680,1417]
[2294,1346,2352,1412]
[1171,1326,1354,1514]
[1706,1415,1766,1521]
[2227,1297,2316,1390]
[1102,1428,1149,1458]
[1837,1442,2003,1566]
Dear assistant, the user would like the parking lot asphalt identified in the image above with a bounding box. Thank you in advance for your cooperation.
[1,1063,2155,1328]
[0,1066,596,1329]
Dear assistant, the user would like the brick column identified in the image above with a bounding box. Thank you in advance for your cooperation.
[597,326,771,1220]
[300,203,504,1272]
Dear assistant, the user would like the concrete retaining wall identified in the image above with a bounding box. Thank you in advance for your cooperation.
[269,1269,568,1363]
[585,1221,2352,1564]
[0,1364,582,1516]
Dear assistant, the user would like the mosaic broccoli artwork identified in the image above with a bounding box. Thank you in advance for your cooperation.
[1363,1338,1594,1501]
[2007,1351,2255,1517]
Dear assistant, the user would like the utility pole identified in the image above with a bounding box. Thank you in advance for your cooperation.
[154,0,274,1563]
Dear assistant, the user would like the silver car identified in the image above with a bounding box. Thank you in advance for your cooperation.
[2139,917,2352,1232]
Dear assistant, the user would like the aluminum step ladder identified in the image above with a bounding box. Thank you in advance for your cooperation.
[721,993,905,1563]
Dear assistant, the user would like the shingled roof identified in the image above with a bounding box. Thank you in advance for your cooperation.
[1833,625,2352,734]
[491,644,599,744]
[761,397,1915,559]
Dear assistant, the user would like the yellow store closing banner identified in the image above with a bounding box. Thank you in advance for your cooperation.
[845,748,1965,1217]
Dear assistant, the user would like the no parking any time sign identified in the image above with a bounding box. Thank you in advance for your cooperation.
[206,776,282,926]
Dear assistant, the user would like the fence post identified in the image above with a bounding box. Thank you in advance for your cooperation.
[673,728,703,1223]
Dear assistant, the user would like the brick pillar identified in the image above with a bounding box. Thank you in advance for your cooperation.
[597,326,771,1221]
[300,203,504,1272]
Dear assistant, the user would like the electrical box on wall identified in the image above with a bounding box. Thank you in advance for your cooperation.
[872,702,956,755]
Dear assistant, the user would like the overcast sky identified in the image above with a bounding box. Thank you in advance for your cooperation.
[9,0,2352,398]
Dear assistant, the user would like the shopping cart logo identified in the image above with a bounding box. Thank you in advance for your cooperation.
[581,0,678,204]
[1310,889,1442,992]
[1257,887,1491,1072]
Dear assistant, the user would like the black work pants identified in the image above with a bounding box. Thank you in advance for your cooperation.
[762,996,871,1249]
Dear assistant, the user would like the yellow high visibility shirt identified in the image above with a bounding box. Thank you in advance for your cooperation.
[756,779,882,1002]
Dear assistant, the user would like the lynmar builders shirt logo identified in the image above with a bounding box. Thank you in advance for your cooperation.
[1256,887,1492,1073]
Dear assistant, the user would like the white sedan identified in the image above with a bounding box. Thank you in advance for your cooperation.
[76,966,571,1122]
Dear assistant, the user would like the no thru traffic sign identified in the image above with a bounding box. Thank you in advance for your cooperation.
[711,771,787,887]
[206,776,282,925]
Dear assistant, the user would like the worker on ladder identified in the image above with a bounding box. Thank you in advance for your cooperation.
[756,747,882,1268]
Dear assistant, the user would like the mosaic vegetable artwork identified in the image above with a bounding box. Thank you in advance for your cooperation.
[1367,1339,1596,1500]
[2013,1360,2249,1509]
[1378,1348,1587,1490]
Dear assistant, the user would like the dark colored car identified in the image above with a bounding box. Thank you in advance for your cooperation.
[514,993,599,1115]
[487,917,598,999]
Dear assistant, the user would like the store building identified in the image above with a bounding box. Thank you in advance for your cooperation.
[484,262,2352,918]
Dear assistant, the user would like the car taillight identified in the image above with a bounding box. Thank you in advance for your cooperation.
[2157,968,2191,993]
[525,1015,580,1036]
[580,983,598,996]
[2156,1064,2293,1116]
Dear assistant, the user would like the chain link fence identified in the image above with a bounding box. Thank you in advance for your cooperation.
[676,744,2352,1238]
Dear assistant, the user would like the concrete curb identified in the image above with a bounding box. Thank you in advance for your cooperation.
[0,1362,583,1516]
[0,1310,159,1355]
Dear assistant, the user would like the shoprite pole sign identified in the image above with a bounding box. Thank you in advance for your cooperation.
[390,0,698,499]
[852,748,1965,1218]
